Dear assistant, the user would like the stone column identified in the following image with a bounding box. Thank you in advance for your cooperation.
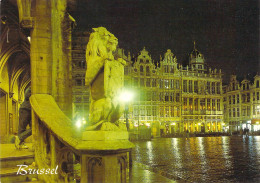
[30,0,72,117]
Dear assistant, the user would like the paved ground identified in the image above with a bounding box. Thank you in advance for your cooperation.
[0,143,34,159]
[0,143,175,183]
[130,162,176,183]
[132,136,260,182]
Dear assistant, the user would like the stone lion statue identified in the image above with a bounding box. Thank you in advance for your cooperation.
[85,27,126,131]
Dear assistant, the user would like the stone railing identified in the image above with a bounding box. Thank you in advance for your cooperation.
[30,94,134,183]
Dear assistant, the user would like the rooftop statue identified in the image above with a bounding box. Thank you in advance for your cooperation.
[85,27,126,131]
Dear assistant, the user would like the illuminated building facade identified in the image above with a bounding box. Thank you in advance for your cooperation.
[71,31,224,136]
[223,75,260,133]
[127,46,224,137]
[71,31,90,122]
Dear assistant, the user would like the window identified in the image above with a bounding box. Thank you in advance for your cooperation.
[242,107,246,116]
[217,82,220,94]
[175,80,180,89]
[134,77,138,86]
[171,106,174,117]
[247,106,250,116]
[229,96,231,104]
[184,98,188,111]
[159,79,163,88]
[152,106,157,116]
[160,106,164,117]
[183,80,187,92]
[189,80,193,93]
[124,67,128,75]
[207,99,211,110]
[237,94,240,103]
[75,97,81,102]
[217,99,220,111]
[152,92,157,101]
[140,65,143,72]
[170,80,174,89]
[232,95,235,104]
[140,106,145,116]
[165,106,169,117]
[189,98,193,111]
[207,82,210,93]
[146,66,150,76]
[257,80,260,88]
[242,94,246,103]
[257,92,260,100]
[152,79,156,87]
[170,93,174,101]
[212,82,216,94]
[164,66,169,73]
[195,99,198,111]
[176,93,180,102]
[176,107,180,117]
[140,78,144,87]
[146,78,151,87]
[200,99,205,112]
[229,109,231,117]
[233,108,236,117]
[194,81,198,93]
[237,108,240,117]
[147,92,152,100]
[165,92,169,101]
[212,99,216,111]
[164,80,169,89]
[247,93,250,102]
[147,106,152,116]
[76,79,82,86]
[159,92,164,101]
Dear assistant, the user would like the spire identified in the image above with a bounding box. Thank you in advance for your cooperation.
[193,41,196,50]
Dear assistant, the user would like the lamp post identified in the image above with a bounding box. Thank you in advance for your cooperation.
[119,90,134,131]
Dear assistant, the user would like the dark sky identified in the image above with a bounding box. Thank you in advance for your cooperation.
[73,0,259,82]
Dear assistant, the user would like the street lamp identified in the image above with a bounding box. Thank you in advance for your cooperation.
[119,90,134,130]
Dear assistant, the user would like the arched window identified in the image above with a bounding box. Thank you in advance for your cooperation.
[140,65,143,72]
[146,66,150,76]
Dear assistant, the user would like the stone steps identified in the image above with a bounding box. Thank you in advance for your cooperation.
[0,143,38,182]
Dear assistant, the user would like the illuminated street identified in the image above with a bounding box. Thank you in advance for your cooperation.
[132,136,260,182]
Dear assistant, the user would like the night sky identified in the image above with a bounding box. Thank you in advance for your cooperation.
[73,0,259,82]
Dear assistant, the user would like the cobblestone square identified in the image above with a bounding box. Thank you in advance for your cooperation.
[132,136,260,182]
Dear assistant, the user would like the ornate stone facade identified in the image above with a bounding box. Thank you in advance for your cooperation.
[72,31,224,136]
[126,46,223,137]
[223,75,260,133]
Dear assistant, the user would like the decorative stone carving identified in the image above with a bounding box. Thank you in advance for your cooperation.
[85,27,126,131]
[17,0,34,29]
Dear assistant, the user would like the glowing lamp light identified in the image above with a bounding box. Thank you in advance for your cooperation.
[171,122,176,125]
[76,120,81,128]
[145,123,150,127]
[198,123,201,125]
[256,122,259,124]
[119,90,134,102]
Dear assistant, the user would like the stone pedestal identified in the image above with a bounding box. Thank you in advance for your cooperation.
[78,131,134,183]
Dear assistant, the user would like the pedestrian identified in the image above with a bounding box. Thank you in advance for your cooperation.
[246,128,249,137]
[186,129,189,138]
[15,87,32,149]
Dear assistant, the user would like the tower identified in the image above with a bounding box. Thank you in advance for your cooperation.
[189,41,205,73]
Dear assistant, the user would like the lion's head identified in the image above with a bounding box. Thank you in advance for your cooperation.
[86,27,118,63]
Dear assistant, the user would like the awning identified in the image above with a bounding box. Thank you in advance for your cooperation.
[251,118,260,125]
